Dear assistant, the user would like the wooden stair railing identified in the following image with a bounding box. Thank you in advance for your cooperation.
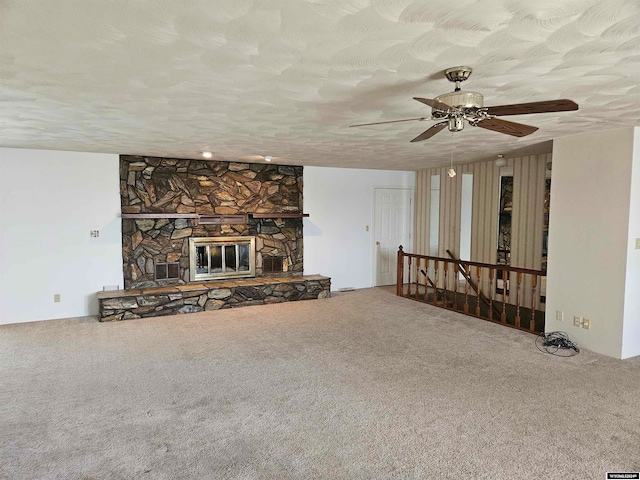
[419,268,447,303]
[396,246,545,334]
[446,250,502,320]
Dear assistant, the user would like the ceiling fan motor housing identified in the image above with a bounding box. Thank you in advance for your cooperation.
[433,91,484,117]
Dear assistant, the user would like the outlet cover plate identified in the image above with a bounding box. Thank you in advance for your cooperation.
[573,316,581,327]
[582,318,591,330]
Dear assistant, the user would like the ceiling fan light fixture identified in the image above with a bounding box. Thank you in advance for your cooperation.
[448,168,457,178]
[448,116,465,132]
[495,154,507,167]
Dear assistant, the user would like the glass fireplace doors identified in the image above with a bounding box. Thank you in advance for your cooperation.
[189,236,255,281]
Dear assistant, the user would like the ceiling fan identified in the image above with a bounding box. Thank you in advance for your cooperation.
[350,66,579,142]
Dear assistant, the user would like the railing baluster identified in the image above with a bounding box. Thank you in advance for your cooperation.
[428,257,433,303]
[433,260,439,305]
[443,261,448,308]
[530,274,538,332]
[515,272,522,328]
[464,264,470,314]
[421,258,426,301]
[501,269,507,323]
[408,256,413,297]
[488,268,494,321]
[452,261,458,311]
[415,258,421,301]
[475,266,481,317]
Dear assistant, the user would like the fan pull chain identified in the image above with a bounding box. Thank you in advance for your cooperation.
[448,132,456,178]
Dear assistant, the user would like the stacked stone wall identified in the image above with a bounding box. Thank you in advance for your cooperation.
[120,156,304,289]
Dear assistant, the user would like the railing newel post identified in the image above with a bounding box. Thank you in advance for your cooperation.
[396,245,404,297]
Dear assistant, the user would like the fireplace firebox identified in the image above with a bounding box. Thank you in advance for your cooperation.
[189,236,256,281]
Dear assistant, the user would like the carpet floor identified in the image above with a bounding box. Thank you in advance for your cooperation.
[1,287,639,479]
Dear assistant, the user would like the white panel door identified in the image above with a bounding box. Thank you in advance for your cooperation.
[374,188,412,286]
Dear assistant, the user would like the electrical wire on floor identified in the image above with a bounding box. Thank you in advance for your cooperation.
[535,331,580,357]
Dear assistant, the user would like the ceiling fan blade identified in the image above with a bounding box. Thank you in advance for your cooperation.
[413,97,458,112]
[410,122,447,142]
[475,118,539,137]
[485,99,578,116]
[349,117,428,127]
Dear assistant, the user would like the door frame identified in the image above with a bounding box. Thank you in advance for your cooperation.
[371,186,414,287]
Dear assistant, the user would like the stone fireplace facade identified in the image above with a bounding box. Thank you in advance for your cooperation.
[120,156,304,289]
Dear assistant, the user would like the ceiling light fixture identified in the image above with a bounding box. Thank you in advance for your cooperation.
[447,132,456,178]
[264,155,272,162]
[495,154,506,167]
[202,151,212,159]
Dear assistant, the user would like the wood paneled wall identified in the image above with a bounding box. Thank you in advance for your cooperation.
[414,152,551,270]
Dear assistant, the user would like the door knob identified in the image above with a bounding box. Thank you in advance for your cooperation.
[376,241,380,245]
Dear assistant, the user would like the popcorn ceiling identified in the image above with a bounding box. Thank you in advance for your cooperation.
[1,0,639,170]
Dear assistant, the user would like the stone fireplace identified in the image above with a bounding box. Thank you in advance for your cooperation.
[119,156,304,289]
[97,155,330,322]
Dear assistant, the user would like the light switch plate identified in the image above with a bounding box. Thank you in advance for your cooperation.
[636,238,640,249]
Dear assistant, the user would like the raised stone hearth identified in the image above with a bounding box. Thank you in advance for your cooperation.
[97,275,331,322]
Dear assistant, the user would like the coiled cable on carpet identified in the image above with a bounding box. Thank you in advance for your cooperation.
[535,331,580,357]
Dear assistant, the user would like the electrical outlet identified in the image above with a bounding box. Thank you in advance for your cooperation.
[90,230,99,238]
[54,294,61,303]
[573,316,582,327]
[556,310,564,322]
[582,318,591,330]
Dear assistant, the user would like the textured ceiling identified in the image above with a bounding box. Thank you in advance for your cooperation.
[1,0,640,170]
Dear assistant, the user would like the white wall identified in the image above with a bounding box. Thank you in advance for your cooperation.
[0,148,122,324]
[303,166,415,290]
[622,130,640,358]
[546,128,635,358]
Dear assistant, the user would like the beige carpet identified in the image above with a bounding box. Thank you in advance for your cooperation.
[1,287,639,479]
